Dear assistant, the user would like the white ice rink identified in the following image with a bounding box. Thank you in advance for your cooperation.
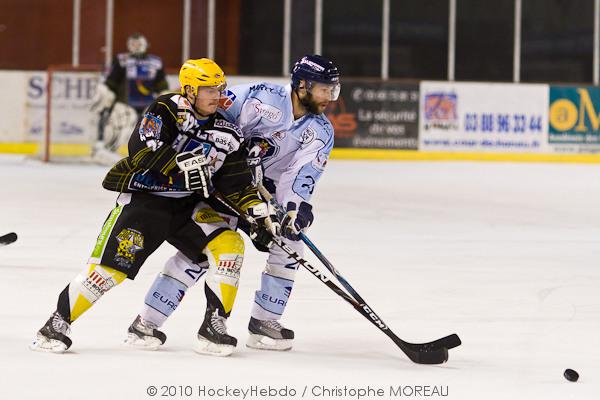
[1,155,599,400]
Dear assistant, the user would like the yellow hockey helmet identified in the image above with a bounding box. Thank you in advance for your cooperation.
[179,58,226,95]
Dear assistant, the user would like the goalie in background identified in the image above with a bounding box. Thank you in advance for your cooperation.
[90,33,169,164]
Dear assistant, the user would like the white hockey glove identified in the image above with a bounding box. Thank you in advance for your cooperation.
[175,147,213,197]
[282,201,313,241]
[247,202,280,249]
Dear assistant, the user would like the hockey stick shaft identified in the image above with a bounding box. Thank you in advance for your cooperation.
[213,192,458,364]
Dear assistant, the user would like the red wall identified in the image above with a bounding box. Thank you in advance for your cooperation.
[0,0,72,69]
[0,0,210,70]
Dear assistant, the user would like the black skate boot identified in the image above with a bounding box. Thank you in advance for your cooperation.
[194,307,237,357]
[246,317,294,351]
[124,315,167,350]
[29,311,72,353]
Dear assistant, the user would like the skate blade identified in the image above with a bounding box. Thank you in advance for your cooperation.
[246,333,292,351]
[193,336,234,357]
[124,333,162,350]
[29,336,68,354]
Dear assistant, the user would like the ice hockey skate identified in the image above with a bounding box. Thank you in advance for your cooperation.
[29,311,72,353]
[193,307,237,357]
[246,317,294,351]
[124,315,166,350]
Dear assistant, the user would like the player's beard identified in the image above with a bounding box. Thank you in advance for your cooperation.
[300,92,328,115]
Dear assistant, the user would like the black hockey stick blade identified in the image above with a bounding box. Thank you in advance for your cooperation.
[430,333,462,350]
[399,334,462,364]
[0,232,17,246]
[405,344,448,364]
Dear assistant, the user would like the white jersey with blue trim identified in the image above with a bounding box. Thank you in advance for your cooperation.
[219,82,334,207]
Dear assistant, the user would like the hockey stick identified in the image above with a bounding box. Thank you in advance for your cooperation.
[213,192,457,364]
[256,186,461,351]
[0,232,17,247]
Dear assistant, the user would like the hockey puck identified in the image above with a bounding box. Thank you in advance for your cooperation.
[564,369,579,382]
[0,232,17,246]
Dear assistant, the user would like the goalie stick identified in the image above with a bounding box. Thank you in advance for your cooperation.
[213,192,460,365]
[0,232,17,247]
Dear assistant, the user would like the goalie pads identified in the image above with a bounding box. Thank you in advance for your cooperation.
[102,102,138,152]
[90,83,116,113]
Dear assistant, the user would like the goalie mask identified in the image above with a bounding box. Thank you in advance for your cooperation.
[127,33,148,57]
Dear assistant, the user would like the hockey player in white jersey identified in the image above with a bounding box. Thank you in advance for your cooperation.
[132,54,340,352]
[219,55,339,351]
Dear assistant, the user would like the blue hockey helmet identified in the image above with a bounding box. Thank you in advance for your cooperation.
[291,55,340,100]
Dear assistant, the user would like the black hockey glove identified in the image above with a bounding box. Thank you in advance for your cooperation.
[247,203,280,249]
[282,201,313,241]
[175,147,213,197]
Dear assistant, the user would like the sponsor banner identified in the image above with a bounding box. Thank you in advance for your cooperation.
[26,71,100,145]
[549,86,600,153]
[0,71,29,140]
[420,81,549,152]
[0,71,288,146]
[325,80,419,149]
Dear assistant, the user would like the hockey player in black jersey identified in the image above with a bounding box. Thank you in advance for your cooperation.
[30,58,276,357]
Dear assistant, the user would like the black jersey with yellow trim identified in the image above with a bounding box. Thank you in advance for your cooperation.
[102,93,259,208]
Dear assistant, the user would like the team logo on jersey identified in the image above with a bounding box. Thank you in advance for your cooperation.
[248,137,278,162]
[272,131,286,141]
[114,228,144,268]
[139,113,163,141]
[300,127,316,144]
[218,90,237,111]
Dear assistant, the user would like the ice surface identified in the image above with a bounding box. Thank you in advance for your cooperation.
[1,154,599,399]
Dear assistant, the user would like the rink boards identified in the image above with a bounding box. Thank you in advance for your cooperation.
[2,70,600,162]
